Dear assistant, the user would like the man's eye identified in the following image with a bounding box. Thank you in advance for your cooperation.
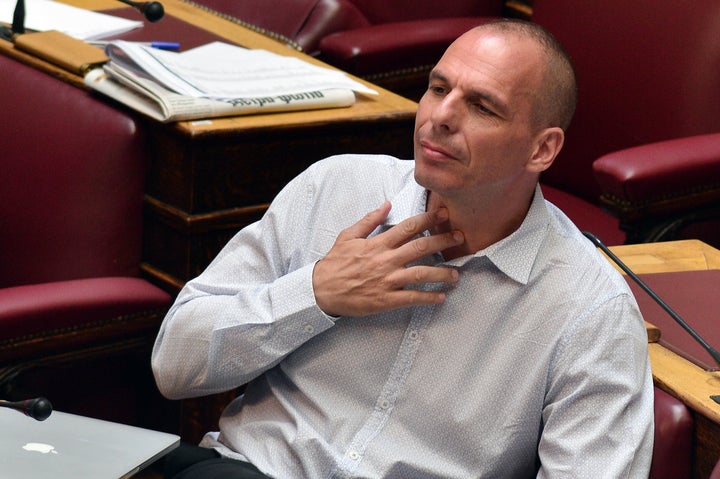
[474,103,494,115]
[429,85,446,95]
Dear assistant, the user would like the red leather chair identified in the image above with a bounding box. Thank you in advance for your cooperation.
[315,0,507,98]
[531,0,720,247]
[650,387,693,479]
[195,0,509,99]
[0,53,172,425]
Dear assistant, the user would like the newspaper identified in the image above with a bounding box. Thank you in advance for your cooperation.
[84,67,356,122]
[83,40,375,122]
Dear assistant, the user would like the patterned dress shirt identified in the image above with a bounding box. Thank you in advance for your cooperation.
[152,154,654,478]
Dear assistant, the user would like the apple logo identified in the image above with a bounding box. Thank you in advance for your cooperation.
[22,443,58,455]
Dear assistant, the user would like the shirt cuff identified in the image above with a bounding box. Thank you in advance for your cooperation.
[269,261,337,334]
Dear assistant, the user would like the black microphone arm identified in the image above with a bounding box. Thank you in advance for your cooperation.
[0,0,22,39]
[583,231,720,367]
[11,0,24,34]
[116,0,164,22]
[0,397,53,421]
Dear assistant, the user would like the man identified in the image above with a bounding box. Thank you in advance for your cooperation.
[152,19,654,478]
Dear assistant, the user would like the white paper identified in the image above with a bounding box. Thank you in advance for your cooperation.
[0,0,142,40]
[106,40,378,100]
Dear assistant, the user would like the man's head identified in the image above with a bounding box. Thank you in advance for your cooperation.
[484,19,577,133]
[413,19,577,205]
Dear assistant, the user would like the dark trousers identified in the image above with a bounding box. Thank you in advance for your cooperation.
[164,442,271,479]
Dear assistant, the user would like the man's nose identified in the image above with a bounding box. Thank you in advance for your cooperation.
[430,93,460,131]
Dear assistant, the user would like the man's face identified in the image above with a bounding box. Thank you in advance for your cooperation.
[413,29,547,201]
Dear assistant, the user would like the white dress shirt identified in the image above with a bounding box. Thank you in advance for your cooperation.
[152,154,654,478]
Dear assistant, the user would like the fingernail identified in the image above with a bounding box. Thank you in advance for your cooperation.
[453,231,464,243]
[435,208,449,221]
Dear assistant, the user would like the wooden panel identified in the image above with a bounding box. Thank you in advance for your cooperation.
[145,119,414,215]
[695,414,720,479]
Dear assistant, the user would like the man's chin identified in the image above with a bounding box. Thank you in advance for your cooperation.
[414,163,456,194]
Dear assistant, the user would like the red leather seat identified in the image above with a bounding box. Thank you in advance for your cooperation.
[531,0,720,247]
[650,387,693,479]
[0,53,171,425]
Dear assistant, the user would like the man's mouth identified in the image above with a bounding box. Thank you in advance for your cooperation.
[419,138,457,161]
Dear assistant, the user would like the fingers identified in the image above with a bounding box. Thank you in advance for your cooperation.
[381,208,449,248]
[339,202,459,251]
[312,202,465,317]
[396,229,464,266]
[338,203,464,267]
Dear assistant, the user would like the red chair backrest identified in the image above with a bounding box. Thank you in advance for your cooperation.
[348,0,504,25]
[650,387,693,479]
[0,55,147,287]
[531,0,720,204]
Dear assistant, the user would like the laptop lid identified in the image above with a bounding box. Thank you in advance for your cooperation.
[0,407,179,478]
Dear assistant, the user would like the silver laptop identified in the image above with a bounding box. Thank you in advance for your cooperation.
[0,407,179,478]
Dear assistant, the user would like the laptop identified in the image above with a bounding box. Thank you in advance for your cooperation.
[0,407,179,478]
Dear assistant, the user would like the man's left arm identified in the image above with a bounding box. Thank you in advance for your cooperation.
[537,293,654,478]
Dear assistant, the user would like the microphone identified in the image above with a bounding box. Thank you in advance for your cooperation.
[583,231,720,367]
[0,397,53,421]
[116,0,165,22]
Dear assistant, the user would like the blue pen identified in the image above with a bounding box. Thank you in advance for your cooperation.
[146,41,181,51]
[89,41,180,51]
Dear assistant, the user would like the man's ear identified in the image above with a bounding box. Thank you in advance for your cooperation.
[527,127,564,173]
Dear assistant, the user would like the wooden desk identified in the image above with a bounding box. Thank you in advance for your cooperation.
[0,0,418,290]
[609,240,720,478]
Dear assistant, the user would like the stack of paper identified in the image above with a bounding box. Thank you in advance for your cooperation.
[85,40,378,122]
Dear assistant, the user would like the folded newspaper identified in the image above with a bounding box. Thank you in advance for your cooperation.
[84,40,378,122]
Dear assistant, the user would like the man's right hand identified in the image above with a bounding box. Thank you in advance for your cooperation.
[312,202,464,317]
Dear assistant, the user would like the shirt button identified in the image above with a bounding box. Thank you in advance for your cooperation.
[349,451,360,460]
[303,325,315,334]
[380,399,390,410]
[408,330,419,340]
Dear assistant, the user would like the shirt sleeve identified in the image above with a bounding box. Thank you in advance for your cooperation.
[537,292,655,478]
[151,167,337,400]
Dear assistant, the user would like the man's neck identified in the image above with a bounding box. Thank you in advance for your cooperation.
[427,188,535,260]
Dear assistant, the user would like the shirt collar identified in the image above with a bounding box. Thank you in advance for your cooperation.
[472,185,549,285]
[387,182,550,285]
[386,180,427,225]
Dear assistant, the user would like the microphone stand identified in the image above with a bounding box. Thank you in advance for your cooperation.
[583,231,720,404]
